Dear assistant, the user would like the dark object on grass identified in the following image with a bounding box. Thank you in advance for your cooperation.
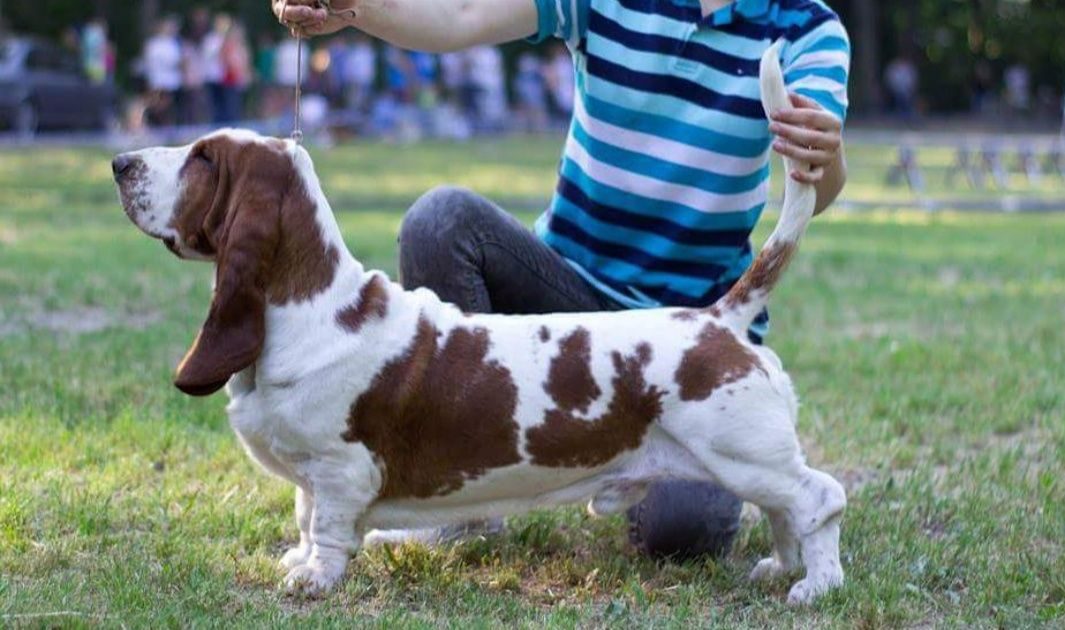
[628,480,743,561]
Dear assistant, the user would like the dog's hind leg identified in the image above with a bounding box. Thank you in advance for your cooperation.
[279,486,315,570]
[780,467,846,605]
[749,507,801,581]
[681,406,846,604]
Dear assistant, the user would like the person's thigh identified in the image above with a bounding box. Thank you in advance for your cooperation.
[398,186,618,315]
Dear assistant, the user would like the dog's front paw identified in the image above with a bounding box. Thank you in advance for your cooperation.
[279,543,313,570]
[284,557,347,595]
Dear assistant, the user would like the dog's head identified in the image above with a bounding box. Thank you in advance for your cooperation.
[114,129,338,397]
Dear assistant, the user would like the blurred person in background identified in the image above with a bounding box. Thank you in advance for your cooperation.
[343,33,377,119]
[81,18,113,85]
[514,52,548,132]
[466,45,506,132]
[203,14,231,124]
[1005,63,1031,116]
[884,53,918,121]
[144,17,183,127]
[328,37,352,107]
[276,35,309,91]
[179,16,210,125]
[220,22,253,123]
[255,32,284,118]
[439,51,466,106]
[276,34,310,128]
[410,50,440,134]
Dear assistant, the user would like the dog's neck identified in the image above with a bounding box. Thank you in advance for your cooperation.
[261,152,369,345]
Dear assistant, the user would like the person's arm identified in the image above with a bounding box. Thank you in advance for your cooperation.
[770,94,847,216]
[769,13,852,215]
[272,0,539,52]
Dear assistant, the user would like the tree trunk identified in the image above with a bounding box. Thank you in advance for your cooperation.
[852,0,881,112]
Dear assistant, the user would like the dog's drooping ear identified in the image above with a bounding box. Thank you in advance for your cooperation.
[174,158,284,397]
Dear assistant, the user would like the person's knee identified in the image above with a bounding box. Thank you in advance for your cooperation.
[400,185,486,249]
[399,186,495,291]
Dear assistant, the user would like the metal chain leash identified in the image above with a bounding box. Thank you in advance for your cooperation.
[278,0,358,144]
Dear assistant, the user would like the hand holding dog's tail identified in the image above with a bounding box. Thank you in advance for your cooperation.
[717,41,818,333]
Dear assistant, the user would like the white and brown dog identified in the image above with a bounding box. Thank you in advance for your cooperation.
[114,45,845,605]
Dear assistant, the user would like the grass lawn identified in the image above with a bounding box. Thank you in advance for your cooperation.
[1,137,1063,628]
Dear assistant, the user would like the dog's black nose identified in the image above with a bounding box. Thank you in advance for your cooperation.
[112,153,135,178]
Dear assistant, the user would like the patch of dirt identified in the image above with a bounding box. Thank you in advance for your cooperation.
[0,307,163,337]
[0,224,17,245]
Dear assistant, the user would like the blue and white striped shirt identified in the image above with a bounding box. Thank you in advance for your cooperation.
[530,0,851,328]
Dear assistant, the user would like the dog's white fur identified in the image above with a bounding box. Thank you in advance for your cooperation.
[116,45,845,605]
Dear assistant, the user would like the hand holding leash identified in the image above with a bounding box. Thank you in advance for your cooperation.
[276,1,357,143]
[274,0,357,37]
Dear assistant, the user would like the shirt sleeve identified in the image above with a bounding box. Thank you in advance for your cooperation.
[782,15,852,123]
[528,0,591,48]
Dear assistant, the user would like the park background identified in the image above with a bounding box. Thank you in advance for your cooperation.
[1,0,1064,627]
[4,0,1065,119]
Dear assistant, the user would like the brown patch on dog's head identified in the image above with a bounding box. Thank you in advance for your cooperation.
[674,322,765,402]
[721,242,796,308]
[337,276,390,333]
[342,319,522,499]
[538,326,552,343]
[527,342,665,468]
[544,328,602,414]
[169,135,339,397]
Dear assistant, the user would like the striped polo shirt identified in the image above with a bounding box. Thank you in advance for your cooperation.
[530,0,850,331]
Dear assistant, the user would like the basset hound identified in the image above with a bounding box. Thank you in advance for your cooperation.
[113,44,845,605]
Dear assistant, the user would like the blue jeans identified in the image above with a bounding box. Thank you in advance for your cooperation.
[398,186,743,559]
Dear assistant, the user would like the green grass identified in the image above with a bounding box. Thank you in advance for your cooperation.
[1,137,1063,628]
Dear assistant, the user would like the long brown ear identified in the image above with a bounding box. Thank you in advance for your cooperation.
[174,170,282,397]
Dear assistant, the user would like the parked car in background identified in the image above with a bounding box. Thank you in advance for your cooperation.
[0,37,116,135]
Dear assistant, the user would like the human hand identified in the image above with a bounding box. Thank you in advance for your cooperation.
[273,0,357,37]
[768,94,843,184]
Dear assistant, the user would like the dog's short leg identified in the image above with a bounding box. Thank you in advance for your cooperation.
[782,468,846,605]
[682,410,845,604]
[749,508,801,581]
[279,486,314,570]
[284,465,377,595]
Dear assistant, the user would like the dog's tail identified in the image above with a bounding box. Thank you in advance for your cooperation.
[716,41,818,335]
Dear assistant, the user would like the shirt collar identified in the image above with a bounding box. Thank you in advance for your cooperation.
[670,0,772,26]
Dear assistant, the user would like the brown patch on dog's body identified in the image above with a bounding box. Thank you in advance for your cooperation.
[337,276,390,333]
[538,326,551,343]
[675,322,765,402]
[543,328,601,414]
[342,318,522,499]
[671,310,699,322]
[527,342,665,468]
[721,242,796,308]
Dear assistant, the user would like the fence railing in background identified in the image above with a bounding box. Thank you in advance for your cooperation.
[842,130,1065,213]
